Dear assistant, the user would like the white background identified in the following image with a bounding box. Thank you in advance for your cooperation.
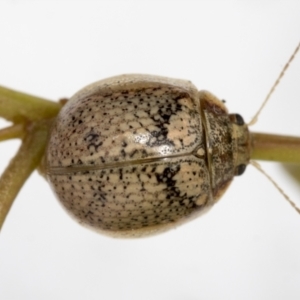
[0,1,300,299]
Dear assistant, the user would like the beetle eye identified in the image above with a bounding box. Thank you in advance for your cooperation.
[229,113,245,126]
[235,164,246,176]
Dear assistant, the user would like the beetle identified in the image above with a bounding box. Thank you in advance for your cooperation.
[46,74,250,237]
[0,43,299,237]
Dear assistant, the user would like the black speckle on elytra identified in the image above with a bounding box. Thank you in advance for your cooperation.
[120,149,126,158]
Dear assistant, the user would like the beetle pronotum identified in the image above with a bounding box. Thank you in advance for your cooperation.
[0,42,299,237]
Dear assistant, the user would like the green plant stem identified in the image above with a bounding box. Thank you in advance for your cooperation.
[0,124,25,141]
[0,85,61,123]
[250,132,300,164]
[0,120,52,230]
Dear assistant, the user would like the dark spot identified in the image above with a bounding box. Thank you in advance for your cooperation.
[235,164,247,176]
[229,113,245,126]
[120,149,126,157]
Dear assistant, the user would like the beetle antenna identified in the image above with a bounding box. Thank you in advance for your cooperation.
[250,160,300,215]
[248,41,300,126]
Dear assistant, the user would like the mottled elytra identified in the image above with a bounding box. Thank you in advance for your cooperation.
[46,74,250,237]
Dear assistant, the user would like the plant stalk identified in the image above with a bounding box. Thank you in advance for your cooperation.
[250,132,300,164]
[0,85,61,123]
[0,124,25,142]
[0,120,52,230]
